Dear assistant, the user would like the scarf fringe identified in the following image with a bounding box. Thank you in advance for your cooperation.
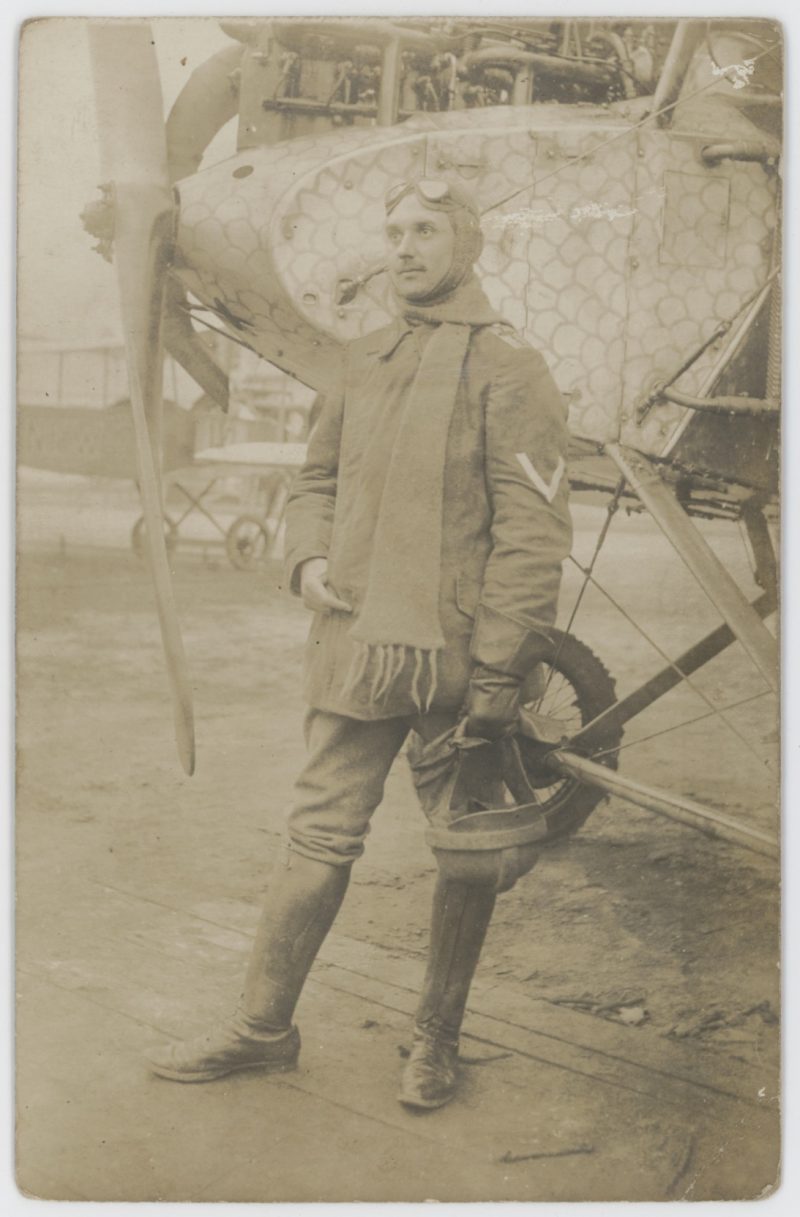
[340,642,439,713]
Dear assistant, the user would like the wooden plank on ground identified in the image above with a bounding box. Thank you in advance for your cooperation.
[17,880,779,1202]
[16,971,484,1204]
[20,876,775,1110]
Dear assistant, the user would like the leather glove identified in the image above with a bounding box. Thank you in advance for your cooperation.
[466,606,557,740]
[465,664,523,740]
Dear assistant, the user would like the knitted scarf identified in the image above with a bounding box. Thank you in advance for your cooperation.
[342,272,502,711]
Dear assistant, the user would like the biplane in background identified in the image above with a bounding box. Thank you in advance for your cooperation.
[79,16,781,860]
[17,336,312,567]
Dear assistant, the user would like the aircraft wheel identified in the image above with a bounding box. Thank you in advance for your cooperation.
[131,515,179,562]
[225,514,272,571]
[511,631,623,843]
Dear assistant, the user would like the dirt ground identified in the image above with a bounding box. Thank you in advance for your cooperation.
[14,469,780,1202]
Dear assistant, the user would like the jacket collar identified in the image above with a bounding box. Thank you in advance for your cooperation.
[364,275,501,362]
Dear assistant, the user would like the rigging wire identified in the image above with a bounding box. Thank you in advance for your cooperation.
[534,476,626,710]
[704,23,782,72]
[588,688,773,760]
[177,299,260,355]
[635,267,781,423]
[481,37,781,217]
[736,517,759,586]
[564,554,773,767]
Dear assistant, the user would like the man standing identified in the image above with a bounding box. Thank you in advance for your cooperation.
[147,178,572,1110]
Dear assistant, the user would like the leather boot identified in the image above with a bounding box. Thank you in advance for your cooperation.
[398,877,496,1110]
[146,851,350,1082]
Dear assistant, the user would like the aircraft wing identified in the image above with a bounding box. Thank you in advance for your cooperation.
[191,441,308,470]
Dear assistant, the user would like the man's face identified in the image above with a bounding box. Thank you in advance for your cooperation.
[384,194,456,300]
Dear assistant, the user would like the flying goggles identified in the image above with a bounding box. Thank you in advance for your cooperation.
[385,178,478,215]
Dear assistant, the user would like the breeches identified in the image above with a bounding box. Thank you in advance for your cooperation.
[287,708,458,866]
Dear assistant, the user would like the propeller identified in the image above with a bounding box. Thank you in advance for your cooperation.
[88,21,195,775]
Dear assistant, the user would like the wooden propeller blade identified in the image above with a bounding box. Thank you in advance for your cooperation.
[88,22,195,774]
[119,250,196,777]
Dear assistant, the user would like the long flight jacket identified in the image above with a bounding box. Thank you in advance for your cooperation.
[284,317,573,720]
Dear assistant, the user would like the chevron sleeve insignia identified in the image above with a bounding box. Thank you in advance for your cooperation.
[515,452,566,502]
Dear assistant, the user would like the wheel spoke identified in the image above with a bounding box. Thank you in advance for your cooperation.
[542,690,581,718]
[512,629,621,836]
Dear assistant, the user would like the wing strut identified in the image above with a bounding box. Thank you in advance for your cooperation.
[541,748,778,859]
[605,444,778,693]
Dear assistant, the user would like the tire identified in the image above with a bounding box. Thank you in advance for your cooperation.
[131,515,178,562]
[225,514,272,570]
[512,630,622,844]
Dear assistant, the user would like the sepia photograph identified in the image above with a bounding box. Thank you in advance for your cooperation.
[15,11,783,1204]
